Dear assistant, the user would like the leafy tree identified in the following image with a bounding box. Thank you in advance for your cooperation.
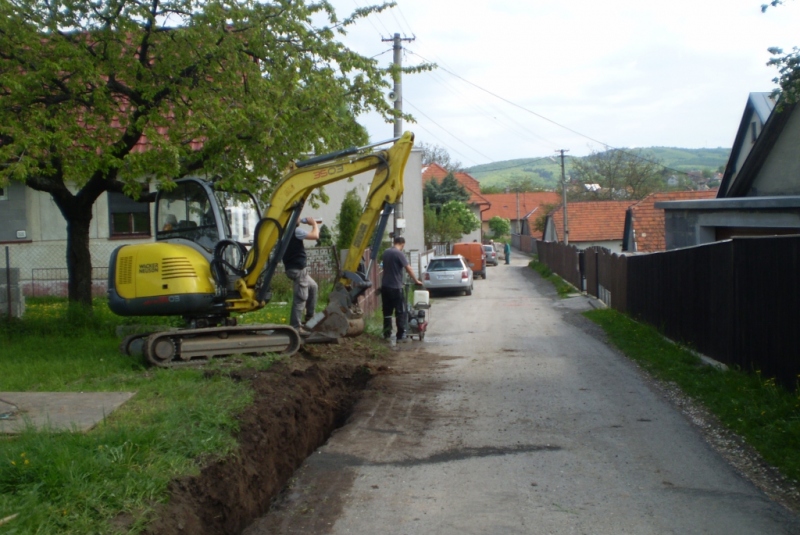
[441,200,480,235]
[0,0,401,309]
[567,149,666,201]
[488,216,511,238]
[763,1,800,104]
[423,173,470,213]
[423,204,462,245]
[317,224,333,247]
[418,142,462,171]
[334,188,362,251]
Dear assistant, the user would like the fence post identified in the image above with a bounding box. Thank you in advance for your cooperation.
[5,246,10,319]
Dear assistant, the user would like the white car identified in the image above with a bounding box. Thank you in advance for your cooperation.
[422,255,474,296]
[483,244,498,266]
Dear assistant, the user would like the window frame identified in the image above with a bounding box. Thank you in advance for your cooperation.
[108,190,152,238]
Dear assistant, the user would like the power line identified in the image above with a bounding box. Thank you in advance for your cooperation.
[394,4,416,37]
[419,67,559,153]
[349,0,392,36]
[404,99,493,163]
[404,49,692,176]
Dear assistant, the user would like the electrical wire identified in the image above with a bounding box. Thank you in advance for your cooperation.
[405,49,692,176]
[404,100,493,163]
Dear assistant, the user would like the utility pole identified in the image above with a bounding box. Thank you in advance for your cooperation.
[557,149,569,245]
[383,33,414,237]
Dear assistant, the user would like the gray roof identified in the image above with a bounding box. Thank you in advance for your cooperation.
[718,92,778,197]
[750,92,776,123]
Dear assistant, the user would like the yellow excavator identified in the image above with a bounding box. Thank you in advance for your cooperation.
[109,131,414,366]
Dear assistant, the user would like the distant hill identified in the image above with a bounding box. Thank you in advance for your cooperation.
[466,147,731,191]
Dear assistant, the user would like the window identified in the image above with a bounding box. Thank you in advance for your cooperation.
[108,190,151,237]
[242,211,250,238]
[751,122,758,143]
[0,187,6,201]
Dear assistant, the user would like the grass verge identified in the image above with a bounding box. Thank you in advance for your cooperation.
[528,259,575,297]
[0,297,303,534]
[584,308,800,483]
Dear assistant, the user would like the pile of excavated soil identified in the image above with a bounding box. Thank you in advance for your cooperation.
[142,337,392,535]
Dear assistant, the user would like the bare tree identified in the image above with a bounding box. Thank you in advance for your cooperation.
[419,143,463,171]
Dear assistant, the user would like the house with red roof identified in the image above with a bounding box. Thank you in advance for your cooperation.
[543,200,634,252]
[480,191,561,238]
[622,190,718,252]
[422,163,491,242]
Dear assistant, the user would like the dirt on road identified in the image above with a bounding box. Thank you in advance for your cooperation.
[142,337,432,535]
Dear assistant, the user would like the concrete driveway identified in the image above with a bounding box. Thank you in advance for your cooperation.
[246,248,800,534]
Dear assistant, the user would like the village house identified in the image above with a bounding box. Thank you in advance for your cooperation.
[480,191,561,239]
[421,163,490,243]
[543,200,633,253]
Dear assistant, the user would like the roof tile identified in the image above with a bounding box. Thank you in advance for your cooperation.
[549,200,633,242]
[630,190,718,251]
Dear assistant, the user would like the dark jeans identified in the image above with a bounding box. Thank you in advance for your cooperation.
[381,287,406,339]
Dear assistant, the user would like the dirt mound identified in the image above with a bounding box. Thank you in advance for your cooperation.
[143,338,390,535]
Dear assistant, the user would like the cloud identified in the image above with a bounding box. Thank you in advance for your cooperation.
[330,0,800,162]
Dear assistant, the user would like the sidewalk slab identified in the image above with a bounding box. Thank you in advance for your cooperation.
[0,392,136,434]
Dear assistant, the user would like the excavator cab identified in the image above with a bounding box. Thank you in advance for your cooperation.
[155,178,261,254]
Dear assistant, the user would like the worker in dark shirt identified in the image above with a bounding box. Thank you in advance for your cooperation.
[381,236,422,341]
[282,217,320,333]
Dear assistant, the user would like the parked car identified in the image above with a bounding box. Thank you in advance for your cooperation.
[483,244,498,266]
[451,242,487,279]
[422,255,474,296]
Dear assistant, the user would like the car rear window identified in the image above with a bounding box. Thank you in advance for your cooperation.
[483,246,493,252]
[428,259,464,271]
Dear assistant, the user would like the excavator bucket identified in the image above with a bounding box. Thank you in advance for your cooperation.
[306,285,366,340]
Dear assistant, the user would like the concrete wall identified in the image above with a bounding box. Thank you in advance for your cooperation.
[573,240,623,253]
[0,182,30,243]
[664,206,800,250]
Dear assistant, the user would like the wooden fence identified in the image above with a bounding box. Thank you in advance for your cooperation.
[536,236,800,391]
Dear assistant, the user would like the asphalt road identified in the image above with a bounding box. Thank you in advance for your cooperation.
[245,249,800,535]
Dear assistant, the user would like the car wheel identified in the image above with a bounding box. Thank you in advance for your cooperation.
[482,270,487,279]
[466,284,473,296]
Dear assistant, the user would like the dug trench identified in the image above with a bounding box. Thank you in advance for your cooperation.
[140,336,414,535]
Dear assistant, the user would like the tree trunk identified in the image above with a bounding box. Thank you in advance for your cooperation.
[66,214,94,308]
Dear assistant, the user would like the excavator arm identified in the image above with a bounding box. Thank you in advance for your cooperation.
[305,136,415,339]
[224,131,415,324]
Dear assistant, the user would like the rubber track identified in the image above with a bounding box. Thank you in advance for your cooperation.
[138,324,302,368]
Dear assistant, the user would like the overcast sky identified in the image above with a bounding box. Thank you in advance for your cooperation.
[326,0,800,165]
